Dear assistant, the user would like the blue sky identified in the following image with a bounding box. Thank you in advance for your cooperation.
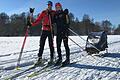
[0,0,120,26]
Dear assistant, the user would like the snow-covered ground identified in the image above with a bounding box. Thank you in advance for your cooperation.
[0,35,120,80]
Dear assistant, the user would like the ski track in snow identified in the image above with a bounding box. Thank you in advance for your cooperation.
[0,36,120,80]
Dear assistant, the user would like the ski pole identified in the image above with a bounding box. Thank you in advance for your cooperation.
[16,8,34,69]
[16,26,29,69]
[68,28,87,42]
[67,36,84,51]
[68,28,101,52]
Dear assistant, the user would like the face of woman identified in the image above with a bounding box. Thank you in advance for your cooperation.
[56,6,62,11]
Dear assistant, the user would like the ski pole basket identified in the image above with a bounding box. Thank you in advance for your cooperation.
[85,31,108,54]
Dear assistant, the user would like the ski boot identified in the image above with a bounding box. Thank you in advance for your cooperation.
[62,59,70,67]
[48,58,54,66]
[54,58,62,66]
[34,57,44,67]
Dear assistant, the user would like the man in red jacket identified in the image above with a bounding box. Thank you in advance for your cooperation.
[28,1,55,65]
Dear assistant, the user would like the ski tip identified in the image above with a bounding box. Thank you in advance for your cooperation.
[15,66,21,70]
[27,72,37,78]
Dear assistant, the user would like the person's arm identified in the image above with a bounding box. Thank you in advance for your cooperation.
[52,11,57,31]
[52,11,57,24]
[66,14,70,27]
[64,9,70,26]
[64,9,70,35]
[32,11,44,26]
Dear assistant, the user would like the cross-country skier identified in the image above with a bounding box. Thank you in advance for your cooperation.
[54,2,70,66]
[27,1,55,65]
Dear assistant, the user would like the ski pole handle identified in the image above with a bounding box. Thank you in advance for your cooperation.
[30,8,35,14]
[16,8,35,68]
[29,8,35,25]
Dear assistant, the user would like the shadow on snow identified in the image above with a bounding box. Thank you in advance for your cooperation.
[68,63,120,72]
[101,53,120,58]
[67,52,120,72]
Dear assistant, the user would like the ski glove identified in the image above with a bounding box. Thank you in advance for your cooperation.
[64,9,69,15]
[30,8,35,13]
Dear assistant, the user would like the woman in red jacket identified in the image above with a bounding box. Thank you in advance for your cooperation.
[28,1,55,65]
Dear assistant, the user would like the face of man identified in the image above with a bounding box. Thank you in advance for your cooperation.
[56,6,62,11]
[48,4,52,10]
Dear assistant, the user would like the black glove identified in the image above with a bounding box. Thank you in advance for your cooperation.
[64,9,69,15]
[27,16,32,26]
[27,21,32,26]
[30,8,35,13]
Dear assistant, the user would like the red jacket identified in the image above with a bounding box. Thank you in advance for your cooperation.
[32,9,55,31]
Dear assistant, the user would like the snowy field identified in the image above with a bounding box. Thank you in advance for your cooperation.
[0,35,120,80]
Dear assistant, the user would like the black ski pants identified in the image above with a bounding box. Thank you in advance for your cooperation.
[38,30,54,60]
[56,33,70,60]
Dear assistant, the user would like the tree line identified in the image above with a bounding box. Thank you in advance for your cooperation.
[0,12,120,36]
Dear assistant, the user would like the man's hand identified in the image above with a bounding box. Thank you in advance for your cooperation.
[30,8,35,13]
